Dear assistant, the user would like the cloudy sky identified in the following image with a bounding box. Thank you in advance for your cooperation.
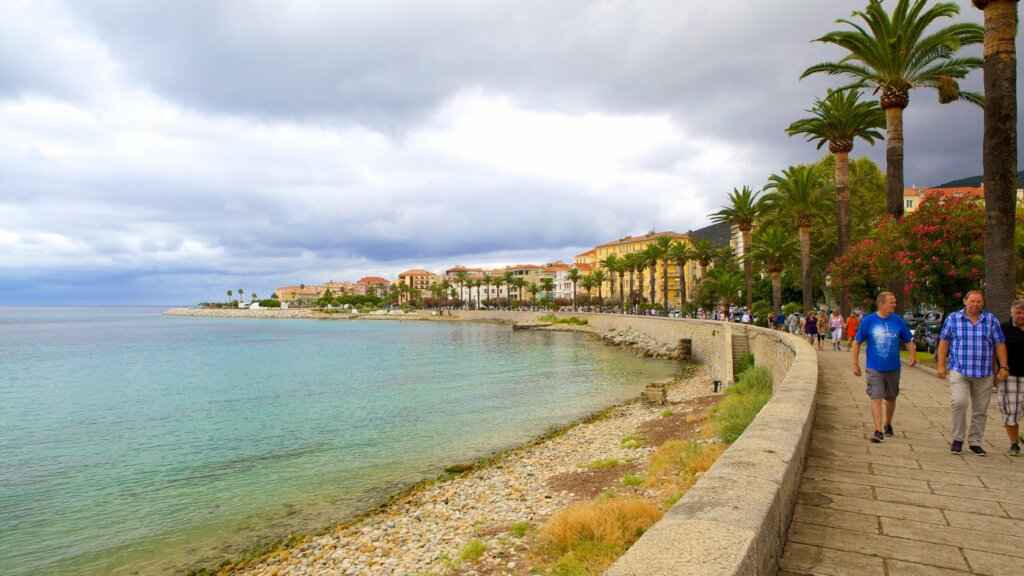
[1,0,1019,305]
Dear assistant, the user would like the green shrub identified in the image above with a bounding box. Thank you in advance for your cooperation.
[538,314,589,326]
[619,434,645,449]
[621,474,644,487]
[258,299,281,308]
[509,521,530,538]
[586,458,622,470]
[711,367,773,443]
[735,352,755,376]
[782,302,801,316]
[459,539,486,563]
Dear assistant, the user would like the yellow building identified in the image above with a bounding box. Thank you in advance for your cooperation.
[397,269,440,304]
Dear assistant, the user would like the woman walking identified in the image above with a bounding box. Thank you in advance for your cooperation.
[816,311,828,351]
[846,310,861,351]
[804,310,819,348]
[830,310,845,351]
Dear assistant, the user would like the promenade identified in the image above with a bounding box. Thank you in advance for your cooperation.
[781,349,1023,576]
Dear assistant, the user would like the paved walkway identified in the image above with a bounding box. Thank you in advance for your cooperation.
[780,349,1024,576]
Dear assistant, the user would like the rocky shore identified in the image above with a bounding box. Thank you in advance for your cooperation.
[226,367,717,576]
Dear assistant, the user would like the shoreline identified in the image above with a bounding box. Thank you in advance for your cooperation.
[215,367,716,576]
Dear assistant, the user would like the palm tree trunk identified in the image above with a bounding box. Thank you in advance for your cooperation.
[572,282,577,311]
[742,228,753,311]
[884,106,906,219]
[648,265,656,306]
[884,103,908,310]
[629,270,635,313]
[618,271,625,313]
[677,262,686,311]
[799,226,812,313]
[978,0,1019,322]
[835,150,853,317]
[662,258,669,311]
[770,271,782,314]
[638,269,645,306]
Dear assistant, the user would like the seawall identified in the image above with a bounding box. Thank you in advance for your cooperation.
[458,311,818,576]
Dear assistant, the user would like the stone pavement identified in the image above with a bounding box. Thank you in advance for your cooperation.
[780,349,1024,576]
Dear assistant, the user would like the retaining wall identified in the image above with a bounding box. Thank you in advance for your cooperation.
[458,311,818,576]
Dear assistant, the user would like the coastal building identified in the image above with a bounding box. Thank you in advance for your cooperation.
[545,261,573,301]
[355,276,391,298]
[574,231,693,308]
[275,284,327,307]
[397,269,440,304]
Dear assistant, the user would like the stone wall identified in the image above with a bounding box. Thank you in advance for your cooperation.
[458,311,818,576]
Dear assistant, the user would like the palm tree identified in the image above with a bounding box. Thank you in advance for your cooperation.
[502,272,516,307]
[691,239,717,278]
[787,88,885,315]
[640,244,660,307]
[568,267,581,311]
[706,267,745,311]
[540,277,555,302]
[473,279,482,309]
[226,289,233,303]
[802,0,983,220]
[512,277,527,306]
[651,236,674,311]
[667,241,693,312]
[238,288,244,302]
[751,226,799,313]
[600,254,620,308]
[762,165,827,314]
[581,274,595,303]
[482,273,493,307]
[455,270,469,308]
[614,258,627,312]
[527,282,540,305]
[592,269,607,305]
[975,0,1019,321]
[710,186,764,312]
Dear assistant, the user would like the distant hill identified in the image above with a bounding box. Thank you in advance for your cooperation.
[936,171,1024,188]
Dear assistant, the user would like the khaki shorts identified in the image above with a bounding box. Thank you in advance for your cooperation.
[866,369,900,400]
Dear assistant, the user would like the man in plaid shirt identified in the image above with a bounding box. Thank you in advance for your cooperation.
[937,291,1009,456]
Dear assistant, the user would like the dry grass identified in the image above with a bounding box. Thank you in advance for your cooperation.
[534,498,662,575]
[645,440,725,494]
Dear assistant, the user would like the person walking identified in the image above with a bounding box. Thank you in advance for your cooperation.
[846,310,861,352]
[816,311,828,351]
[998,300,1023,456]
[936,290,1008,456]
[829,310,845,352]
[853,292,915,443]
[804,311,819,347]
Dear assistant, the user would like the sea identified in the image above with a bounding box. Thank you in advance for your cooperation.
[0,307,679,575]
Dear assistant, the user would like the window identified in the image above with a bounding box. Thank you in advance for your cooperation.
[905,199,913,209]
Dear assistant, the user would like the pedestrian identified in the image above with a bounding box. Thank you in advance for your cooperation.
[804,310,819,347]
[999,300,1024,456]
[816,310,828,351]
[936,290,1008,456]
[852,292,916,443]
[846,310,861,352]
[774,310,786,331]
[742,311,751,324]
[786,311,800,334]
[829,310,844,352]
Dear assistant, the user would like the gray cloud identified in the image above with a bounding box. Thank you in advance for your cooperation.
[0,0,1018,304]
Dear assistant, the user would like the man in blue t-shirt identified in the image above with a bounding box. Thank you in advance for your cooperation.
[852,292,916,443]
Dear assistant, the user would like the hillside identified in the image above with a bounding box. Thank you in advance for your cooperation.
[936,170,1024,188]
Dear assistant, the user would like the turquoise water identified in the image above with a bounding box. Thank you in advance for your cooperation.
[0,308,678,575]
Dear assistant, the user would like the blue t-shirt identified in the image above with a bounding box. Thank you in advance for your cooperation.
[855,312,912,372]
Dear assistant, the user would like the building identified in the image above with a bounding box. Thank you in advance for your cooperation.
[396,269,440,304]
[903,185,1024,213]
[355,276,391,298]
[275,284,328,307]
[574,230,696,308]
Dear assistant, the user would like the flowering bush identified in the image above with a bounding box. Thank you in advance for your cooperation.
[830,192,985,312]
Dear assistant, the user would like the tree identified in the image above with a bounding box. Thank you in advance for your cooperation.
[503,272,516,307]
[226,289,233,303]
[568,267,581,311]
[763,165,827,313]
[786,90,886,315]
[652,236,674,311]
[750,225,799,313]
[601,254,621,309]
[704,266,745,311]
[803,0,983,220]
[667,241,693,311]
[540,277,555,301]
[455,270,469,308]
[482,274,493,307]
[710,186,764,311]
[581,274,595,302]
[494,276,506,308]
[592,269,607,304]
[238,288,244,302]
[527,282,540,304]
[622,253,639,312]
[640,244,660,308]
[691,239,717,278]
[975,0,1019,321]
[512,277,527,306]
[830,192,986,312]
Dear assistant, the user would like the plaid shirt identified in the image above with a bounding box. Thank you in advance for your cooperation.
[940,309,1006,378]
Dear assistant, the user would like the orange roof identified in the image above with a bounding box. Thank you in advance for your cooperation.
[545,263,571,272]
[506,264,542,270]
[576,263,594,272]
[398,269,435,277]
[357,276,390,285]
[574,231,688,258]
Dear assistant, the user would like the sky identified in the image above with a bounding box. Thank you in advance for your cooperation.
[1,0,1020,305]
